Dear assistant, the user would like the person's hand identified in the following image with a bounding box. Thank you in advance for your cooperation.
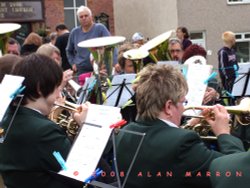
[202,104,230,136]
[186,118,201,127]
[72,64,77,73]
[114,64,121,74]
[202,87,219,104]
[73,102,90,126]
[99,64,108,78]
[61,69,74,88]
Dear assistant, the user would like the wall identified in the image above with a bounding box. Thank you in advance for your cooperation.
[177,0,250,68]
[43,0,65,32]
[87,0,115,35]
[113,0,178,41]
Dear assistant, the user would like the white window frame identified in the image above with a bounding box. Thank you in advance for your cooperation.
[235,32,250,63]
[227,0,250,4]
[64,0,87,29]
[190,31,206,49]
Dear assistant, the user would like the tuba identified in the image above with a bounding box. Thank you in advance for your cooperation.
[140,30,175,63]
[78,36,126,104]
[123,48,149,73]
[0,23,21,56]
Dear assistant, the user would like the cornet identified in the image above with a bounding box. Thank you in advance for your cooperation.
[50,100,82,138]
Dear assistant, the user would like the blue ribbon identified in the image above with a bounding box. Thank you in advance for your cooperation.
[84,168,103,183]
[9,86,25,99]
[53,151,67,171]
[204,72,217,84]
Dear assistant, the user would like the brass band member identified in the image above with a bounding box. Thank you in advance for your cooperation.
[116,64,244,188]
[0,54,87,188]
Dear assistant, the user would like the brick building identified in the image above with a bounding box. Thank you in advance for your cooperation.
[0,0,115,44]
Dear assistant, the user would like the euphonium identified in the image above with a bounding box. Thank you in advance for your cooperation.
[49,100,81,138]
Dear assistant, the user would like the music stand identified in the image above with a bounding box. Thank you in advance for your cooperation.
[230,63,250,147]
[232,63,250,97]
[77,76,97,104]
[0,95,23,143]
[104,74,136,107]
[90,128,146,188]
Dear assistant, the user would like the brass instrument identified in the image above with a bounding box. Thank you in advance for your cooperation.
[123,48,149,73]
[140,30,174,63]
[183,97,250,138]
[62,79,82,103]
[185,97,250,118]
[49,100,81,138]
[0,23,21,55]
[78,36,126,104]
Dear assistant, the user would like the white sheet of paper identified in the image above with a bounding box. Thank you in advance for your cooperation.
[232,62,250,97]
[184,64,212,116]
[105,74,136,107]
[59,104,121,182]
[0,74,25,121]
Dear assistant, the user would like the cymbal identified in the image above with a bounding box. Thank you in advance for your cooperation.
[78,36,126,48]
[123,48,149,60]
[0,23,21,35]
[140,30,175,51]
[184,55,207,65]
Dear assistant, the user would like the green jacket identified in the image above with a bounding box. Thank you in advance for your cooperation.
[209,151,250,188]
[0,106,83,188]
[116,119,244,188]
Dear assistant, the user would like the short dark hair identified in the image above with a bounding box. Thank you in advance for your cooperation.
[8,37,21,52]
[11,53,63,105]
[55,24,68,31]
[177,27,190,39]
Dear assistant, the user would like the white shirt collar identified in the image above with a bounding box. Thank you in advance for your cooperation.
[158,118,179,128]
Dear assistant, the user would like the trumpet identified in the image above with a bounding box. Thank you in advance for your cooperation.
[182,98,250,139]
[49,100,81,138]
[184,97,250,123]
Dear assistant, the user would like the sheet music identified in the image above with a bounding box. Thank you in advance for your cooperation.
[77,76,96,104]
[0,74,25,121]
[232,62,250,96]
[59,104,121,182]
[105,74,136,107]
[184,64,213,116]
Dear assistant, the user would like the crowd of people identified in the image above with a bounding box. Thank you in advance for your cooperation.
[0,4,247,188]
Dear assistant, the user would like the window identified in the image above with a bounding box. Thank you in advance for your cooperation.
[228,0,250,4]
[235,32,250,63]
[190,31,206,49]
[64,0,86,30]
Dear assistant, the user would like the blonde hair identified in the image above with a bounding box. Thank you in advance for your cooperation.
[136,64,188,120]
[222,31,235,44]
[36,43,60,57]
[23,32,42,46]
